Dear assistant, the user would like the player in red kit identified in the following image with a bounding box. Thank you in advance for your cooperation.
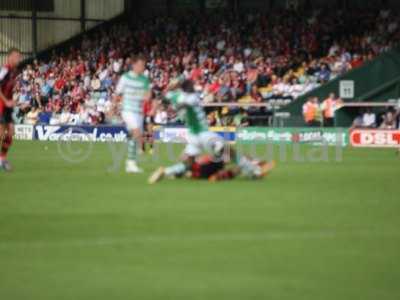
[142,96,155,154]
[0,48,22,171]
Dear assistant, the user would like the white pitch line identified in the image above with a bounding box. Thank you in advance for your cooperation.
[0,230,398,250]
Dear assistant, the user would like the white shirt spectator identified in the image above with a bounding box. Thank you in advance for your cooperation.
[154,109,168,125]
[328,44,339,56]
[362,112,376,127]
[83,75,91,89]
[244,47,252,58]
[113,59,122,73]
[380,9,390,19]
[60,111,72,124]
[216,40,226,51]
[388,22,398,33]
[233,61,244,73]
[98,68,109,81]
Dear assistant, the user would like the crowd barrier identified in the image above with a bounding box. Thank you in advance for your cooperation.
[13,124,400,148]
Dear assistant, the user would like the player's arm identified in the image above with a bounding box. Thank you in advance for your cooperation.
[113,75,125,103]
[208,168,237,182]
[0,90,14,107]
[113,94,122,103]
[144,90,151,101]
[174,93,198,111]
[143,77,152,102]
[166,78,181,91]
[0,67,15,107]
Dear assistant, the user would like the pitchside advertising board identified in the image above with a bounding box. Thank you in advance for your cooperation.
[27,125,236,143]
[236,127,349,147]
[156,126,236,143]
[14,125,34,140]
[350,129,400,148]
[34,125,128,142]
[14,125,400,148]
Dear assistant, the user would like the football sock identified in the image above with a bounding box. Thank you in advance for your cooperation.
[0,135,12,160]
[237,156,259,177]
[127,138,137,161]
[165,163,187,177]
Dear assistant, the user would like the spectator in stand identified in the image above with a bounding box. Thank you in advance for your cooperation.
[303,97,321,127]
[24,106,41,125]
[362,108,377,128]
[249,84,263,103]
[380,109,397,129]
[12,9,400,126]
[321,93,342,127]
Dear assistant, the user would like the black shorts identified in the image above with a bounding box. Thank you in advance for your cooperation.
[193,161,224,179]
[0,107,13,124]
[143,116,154,131]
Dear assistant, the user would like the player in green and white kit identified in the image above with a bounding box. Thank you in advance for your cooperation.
[165,83,224,159]
[115,55,151,173]
[148,80,262,184]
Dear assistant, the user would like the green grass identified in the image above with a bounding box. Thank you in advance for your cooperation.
[0,141,399,300]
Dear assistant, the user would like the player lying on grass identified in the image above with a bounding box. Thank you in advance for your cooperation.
[148,79,267,183]
[149,153,275,183]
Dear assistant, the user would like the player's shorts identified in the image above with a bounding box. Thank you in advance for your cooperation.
[143,116,154,131]
[121,111,143,132]
[191,159,224,179]
[0,101,13,125]
[184,131,224,158]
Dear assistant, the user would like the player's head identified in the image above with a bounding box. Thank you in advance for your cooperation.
[181,79,195,93]
[7,48,22,68]
[132,54,146,74]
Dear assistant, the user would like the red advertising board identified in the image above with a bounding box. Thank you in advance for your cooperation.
[350,129,400,148]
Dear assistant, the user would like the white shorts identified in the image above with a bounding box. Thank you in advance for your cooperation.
[184,131,224,157]
[122,112,143,132]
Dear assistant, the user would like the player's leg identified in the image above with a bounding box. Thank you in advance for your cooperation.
[122,112,143,173]
[153,132,223,182]
[146,119,154,154]
[148,134,200,184]
[226,145,265,178]
[258,160,276,177]
[0,124,5,164]
[199,131,225,160]
[163,133,200,177]
[0,121,14,171]
[148,159,190,184]
[208,168,238,182]
[0,101,5,149]
[142,117,154,154]
[141,117,147,153]
[196,131,268,179]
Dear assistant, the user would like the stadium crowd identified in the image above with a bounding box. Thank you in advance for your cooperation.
[11,8,400,126]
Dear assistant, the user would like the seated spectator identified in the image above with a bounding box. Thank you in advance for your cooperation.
[380,109,397,129]
[24,107,41,125]
[249,84,263,102]
[362,109,377,128]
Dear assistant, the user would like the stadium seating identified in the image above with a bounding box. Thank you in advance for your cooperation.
[13,9,400,126]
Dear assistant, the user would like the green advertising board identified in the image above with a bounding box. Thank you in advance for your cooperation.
[236,127,348,146]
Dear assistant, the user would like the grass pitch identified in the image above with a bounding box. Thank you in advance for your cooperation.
[1,141,399,300]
